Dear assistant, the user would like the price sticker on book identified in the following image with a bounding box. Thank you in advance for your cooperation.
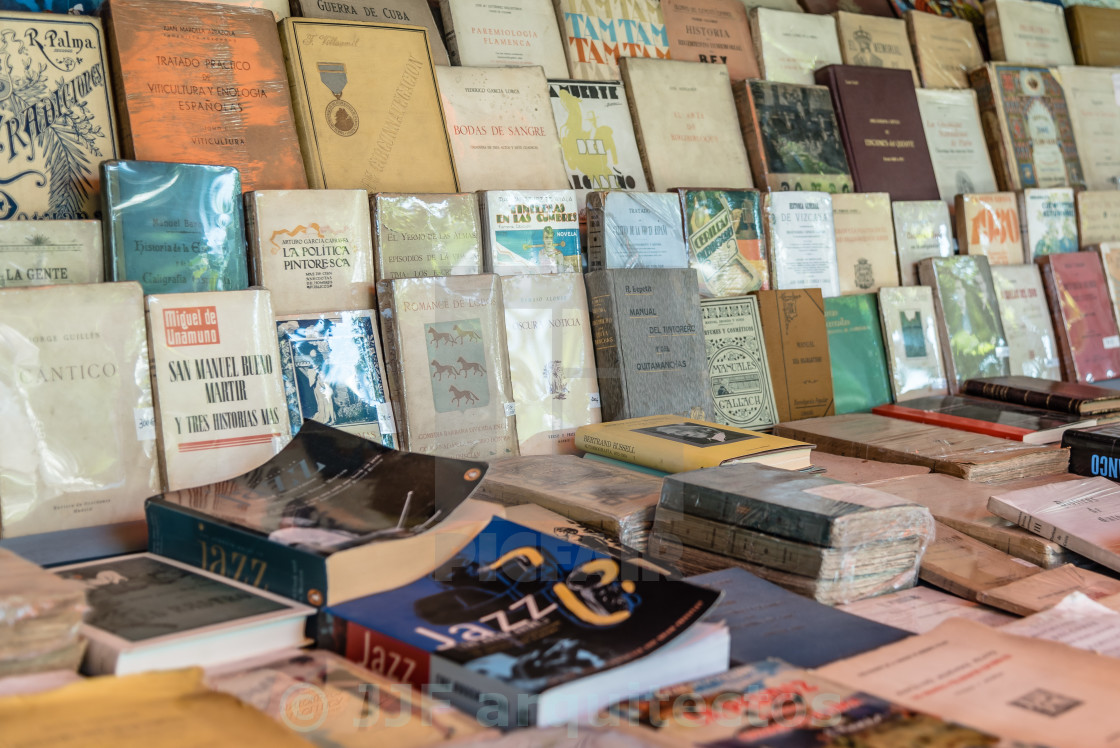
[134,407,156,441]
[376,403,397,436]
[504,402,517,417]
[996,346,1010,359]
[1105,336,1120,350]
[589,392,601,408]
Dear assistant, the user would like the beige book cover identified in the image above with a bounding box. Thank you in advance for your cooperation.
[891,200,953,286]
[831,192,900,295]
[1076,190,1120,247]
[245,190,375,315]
[436,66,570,192]
[661,0,760,81]
[500,274,600,455]
[749,8,843,85]
[977,563,1120,616]
[991,264,1062,381]
[956,192,1025,265]
[906,11,984,90]
[377,274,517,459]
[1000,592,1120,658]
[764,191,840,297]
[835,12,919,86]
[1093,242,1120,335]
[279,18,457,193]
[919,521,1040,601]
[293,0,449,64]
[553,0,669,81]
[372,193,482,280]
[620,58,753,193]
[440,0,568,76]
[0,282,158,538]
[0,222,102,288]
[146,290,291,492]
[878,286,948,401]
[1059,66,1120,192]
[1019,187,1078,260]
[984,0,1074,66]
[915,89,999,204]
[839,585,1014,634]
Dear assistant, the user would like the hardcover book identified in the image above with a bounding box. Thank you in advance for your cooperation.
[1063,423,1120,479]
[763,191,840,297]
[291,0,449,65]
[891,200,953,285]
[1075,190,1120,247]
[103,0,306,193]
[376,274,516,458]
[872,395,1094,443]
[1018,187,1078,260]
[826,294,893,415]
[878,286,949,401]
[0,282,157,538]
[585,191,689,271]
[915,89,999,203]
[1060,66,1120,192]
[584,268,714,422]
[0,221,102,287]
[436,65,569,192]
[279,18,457,193]
[371,193,482,280]
[701,295,780,432]
[918,255,1010,391]
[661,0,760,80]
[969,63,1085,191]
[102,160,248,295]
[963,376,1120,415]
[439,0,568,76]
[955,192,1025,264]
[991,263,1062,381]
[1066,5,1120,66]
[680,189,769,298]
[479,190,581,274]
[1038,251,1120,383]
[553,0,669,81]
[749,8,843,85]
[984,0,1074,65]
[146,289,291,492]
[835,12,920,86]
[0,11,118,220]
[500,273,601,455]
[816,65,940,202]
[906,11,984,89]
[831,192,900,294]
[756,287,835,421]
[245,189,375,315]
[620,58,753,193]
[733,80,853,194]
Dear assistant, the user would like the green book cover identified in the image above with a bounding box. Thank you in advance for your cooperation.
[826,294,892,414]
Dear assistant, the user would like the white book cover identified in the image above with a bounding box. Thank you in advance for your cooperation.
[991,264,1062,381]
[839,586,1013,634]
[480,190,581,274]
[585,191,689,271]
[891,200,954,286]
[1020,187,1078,260]
[878,285,949,401]
[1059,66,1120,192]
[764,191,840,297]
[915,89,999,204]
[986,0,1075,66]
[440,0,568,76]
[750,8,842,85]
[0,221,102,288]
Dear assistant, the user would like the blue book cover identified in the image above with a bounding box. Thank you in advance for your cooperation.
[102,160,248,294]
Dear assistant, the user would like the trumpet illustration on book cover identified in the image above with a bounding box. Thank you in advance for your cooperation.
[319,61,359,137]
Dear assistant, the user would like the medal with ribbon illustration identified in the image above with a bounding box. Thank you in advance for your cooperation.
[318,62,359,137]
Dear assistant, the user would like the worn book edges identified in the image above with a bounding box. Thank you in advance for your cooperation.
[680,189,769,297]
[1018,187,1078,260]
[439,0,568,76]
[891,200,953,285]
[916,89,999,204]
[585,191,688,271]
[906,11,984,89]
[983,0,1074,66]
[1059,66,1120,192]
[756,287,835,421]
[479,190,581,274]
[701,296,780,432]
[0,548,88,676]
[371,193,481,280]
[831,192,900,294]
[826,294,892,415]
[620,58,753,193]
[734,80,853,194]
[835,12,919,86]
[1038,251,1120,383]
[245,189,374,315]
[0,283,157,539]
[955,192,1025,264]
[878,286,949,401]
[749,8,842,85]
[279,18,456,193]
[375,273,517,458]
[763,191,840,297]
[146,289,291,492]
[291,0,449,65]
[501,273,601,455]
[918,520,1040,600]
[554,0,669,81]
[977,563,1120,616]
[102,160,248,295]
[1075,191,1120,248]
[963,376,1120,416]
[103,0,305,193]
[991,264,1062,381]
[0,221,102,287]
[0,12,118,219]
[872,394,1094,444]
[816,64,940,202]
[661,0,759,80]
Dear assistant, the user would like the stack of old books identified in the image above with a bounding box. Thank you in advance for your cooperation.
[0,549,87,679]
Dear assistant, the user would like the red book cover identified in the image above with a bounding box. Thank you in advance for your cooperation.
[341,620,431,690]
[1039,252,1120,383]
[872,403,1031,440]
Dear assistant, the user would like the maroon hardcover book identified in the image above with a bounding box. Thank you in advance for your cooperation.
[799,0,895,15]
[814,64,939,202]
[1038,252,1120,384]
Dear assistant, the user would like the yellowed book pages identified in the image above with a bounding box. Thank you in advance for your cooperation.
[835,12,919,86]
[906,11,983,89]
[978,563,1120,616]
[439,0,568,76]
[1076,190,1120,247]
[838,585,1014,633]
[918,521,1040,600]
[956,192,1025,265]
[831,192,900,294]
[1000,592,1120,658]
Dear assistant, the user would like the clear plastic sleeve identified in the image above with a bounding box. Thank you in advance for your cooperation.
[906,11,984,89]
[1019,188,1078,260]
[835,12,920,85]
[764,191,841,297]
[1075,190,1120,247]
[679,189,769,297]
[372,193,482,280]
[749,8,843,85]
[0,548,87,673]
[830,192,899,294]
[585,191,689,271]
[984,0,1075,66]
[915,89,1000,203]
[479,190,581,275]
[0,221,103,288]
[891,200,953,286]
[990,264,1062,380]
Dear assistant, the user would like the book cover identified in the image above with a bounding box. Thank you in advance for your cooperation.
[915,88,999,203]
[1075,190,1120,248]
[279,18,457,193]
[906,11,984,89]
[439,0,568,76]
[0,11,118,220]
[584,268,714,422]
[479,190,581,274]
[878,286,949,402]
[0,221,102,287]
[749,8,843,85]
[763,191,841,297]
[1019,187,1078,260]
[1063,423,1120,478]
[1059,66,1120,192]
[873,395,1092,442]
[554,0,669,81]
[831,192,900,294]
[620,58,753,193]
[979,563,1120,616]
[1093,242,1120,335]
[291,0,449,65]
[376,274,517,458]
[680,189,769,298]
[984,0,1074,65]
[891,199,953,285]
[918,521,1040,600]
[0,282,157,538]
[1067,5,1120,66]
[991,263,1062,381]
[146,289,291,492]
[102,160,248,295]
[826,294,893,415]
[500,273,601,455]
[661,0,759,80]
[701,295,780,432]
[585,191,689,271]
[816,64,940,202]
[103,0,306,193]
[955,192,1025,264]
[800,0,896,13]
[836,12,920,86]
[372,193,482,280]
[756,287,835,421]
[1038,251,1120,383]
[963,376,1120,415]
[245,189,375,315]
[839,585,1014,633]
[734,79,853,194]
[437,65,569,192]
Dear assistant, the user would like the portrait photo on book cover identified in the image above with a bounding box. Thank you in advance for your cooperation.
[633,422,759,447]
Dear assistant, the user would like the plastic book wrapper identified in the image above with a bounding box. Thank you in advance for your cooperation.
[585,191,689,271]
[701,296,780,432]
[825,294,893,415]
[739,0,802,11]
[906,11,984,89]
[1092,242,1120,334]
[748,8,842,85]
[0,282,158,538]
[479,190,581,274]
[661,0,760,81]
[836,12,920,86]
[680,189,769,297]
[918,521,1040,600]
[1058,66,1120,191]
[830,192,900,294]
[955,192,1025,264]
[554,0,669,81]
[1038,251,1120,383]
[292,0,448,65]
[999,592,1120,658]
[878,286,948,401]
[977,563,1120,616]
[984,0,1074,65]
[372,193,482,280]
[763,191,840,297]
[439,0,567,76]
[0,221,103,288]
[1075,190,1120,247]
[810,452,930,483]
[991,264,1062,380]
[839,585,1013,634]
[0,548,87,673]
[915,89,999,203]
[890,200,953,285]
[1018,188,1078,261]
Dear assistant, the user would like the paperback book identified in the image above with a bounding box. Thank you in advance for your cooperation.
[554,0,669,81]
[679,189,769,297]
[585,191,689,272]
[756,287,835,421]
[749,8,843,85]
[915,88,999,203]
[1059,66,1120,192]
[439,0,567,76]
[906,11,984,89]
[955,192,1025,265]
[479,190,581,274]
[991,263,1063,380]
[826,294,893,415]
[835,12,920,85]
[878,286,949,401]
[1075,190,1120,247]
[0,221,102,288]
[763,191,840,297]
[1018,187,1078,259]
[890,200,954,285]
[701,295,780,432]
[1038,251,1120,383]
[372,193,482,280]
[661,0,759,80]
[830,192,900,294]
[984,0,1075,65]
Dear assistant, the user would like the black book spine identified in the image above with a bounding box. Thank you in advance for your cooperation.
[961,380,1082,415]
[585,270,627,422]
[1062,429,1120,479]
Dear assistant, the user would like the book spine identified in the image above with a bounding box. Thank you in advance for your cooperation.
[101,164,126,283]
[145,499,329,607]
[584,271,627,421]
[438,0,461,65]
[478,192,494,274]
[734,83,769,192]
[243,193,264,287]
[278,21,325,189]
[101,4,137,160]
[988,499,1120,572]
[969,65,1018,192]
[960,380,1083,414]
[1036,258,1077,381]
[585,192,607,271]
[1062,429,1120,478]
[326,617,432,691]
[375,280,410,449]
[619,59,656,192]
[917,259,959,392]
[673,483,834,546]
